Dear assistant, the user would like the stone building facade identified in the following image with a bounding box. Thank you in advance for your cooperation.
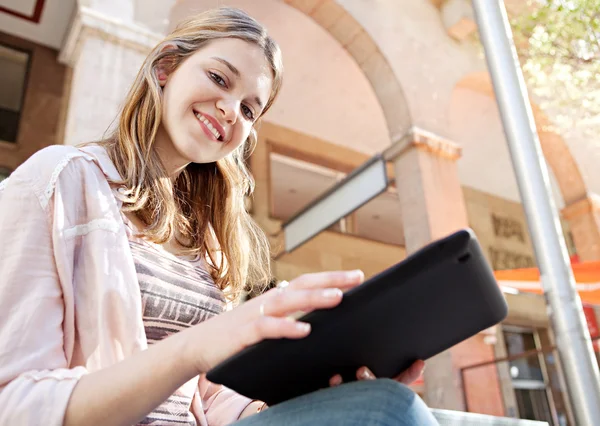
[1,0,599,424]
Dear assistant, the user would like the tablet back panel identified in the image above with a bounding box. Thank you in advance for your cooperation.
[207,229,508,406]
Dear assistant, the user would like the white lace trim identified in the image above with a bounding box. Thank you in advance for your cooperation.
[0,178,8,192]
[41,152,85,209]
[64,218,120,239]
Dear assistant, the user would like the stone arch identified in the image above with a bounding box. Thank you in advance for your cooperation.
[283,0,412,141]
[455,71,587,206]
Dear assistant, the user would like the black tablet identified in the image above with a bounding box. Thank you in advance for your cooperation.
[206,229,508,406]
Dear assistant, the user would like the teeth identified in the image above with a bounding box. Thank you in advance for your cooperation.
[195,112,222,140]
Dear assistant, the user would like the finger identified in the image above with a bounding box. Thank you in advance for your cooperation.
[240,316,312,344]
[394,361,422,385]
[289,270,364,291]
[257,287,344,318]
[356,366,376,381]
[394,360,425,385]
[329,374,342,387]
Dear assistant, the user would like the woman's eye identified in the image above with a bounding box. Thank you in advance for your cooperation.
[241,104,255,120]
[209,72,226,87]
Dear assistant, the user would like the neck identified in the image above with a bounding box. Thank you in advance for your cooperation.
[154,126,190,181]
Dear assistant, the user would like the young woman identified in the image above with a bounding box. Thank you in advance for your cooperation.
[0,7,437,426]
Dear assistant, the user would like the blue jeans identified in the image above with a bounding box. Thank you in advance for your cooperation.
[232,379,439,426]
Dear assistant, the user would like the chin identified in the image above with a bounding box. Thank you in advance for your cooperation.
[176,139,215,164]
[187,152,216,165]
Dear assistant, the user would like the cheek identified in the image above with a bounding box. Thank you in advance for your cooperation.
[238,123,252,146]
[163,73,198,117]
[161,84,181,125]
[231,122,253,148]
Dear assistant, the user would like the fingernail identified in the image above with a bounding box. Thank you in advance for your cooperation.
[296,322,311,333]
[360,369,375,380]
[347,270,364,282]
[323,288,343,298]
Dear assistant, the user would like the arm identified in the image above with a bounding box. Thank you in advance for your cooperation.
[199,376,257,425]
[66,270,363,426]
[0,154,363,425]
[0,173,88,425]
[239,401,268,419]
[63,330,198,425]
[0,163,203,426]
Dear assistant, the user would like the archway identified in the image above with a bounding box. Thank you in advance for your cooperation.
[451,71,600,262]
[282,0,413,141]
[454,71,587,207]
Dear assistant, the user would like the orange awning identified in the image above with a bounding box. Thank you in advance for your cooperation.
[410,262,600,388]
[494,261,600,305]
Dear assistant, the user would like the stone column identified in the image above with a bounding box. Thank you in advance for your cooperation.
[389,127,468,253]
[562,194,600,262]
[58,3,162,146]
[388,127,468,410]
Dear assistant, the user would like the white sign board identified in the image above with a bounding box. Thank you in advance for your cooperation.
[283,156,388,253]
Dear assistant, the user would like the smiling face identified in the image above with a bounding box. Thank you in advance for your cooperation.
[155,38,274,175]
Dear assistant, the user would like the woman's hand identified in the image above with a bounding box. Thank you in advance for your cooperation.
[184,270,365,374]
[329,360,425,387]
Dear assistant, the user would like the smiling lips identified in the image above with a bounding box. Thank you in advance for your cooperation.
[194,111,224,142]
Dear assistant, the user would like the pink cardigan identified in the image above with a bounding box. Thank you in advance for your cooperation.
[0,144,251,425]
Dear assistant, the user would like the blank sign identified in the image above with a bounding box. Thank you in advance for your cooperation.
[283,155,388,253]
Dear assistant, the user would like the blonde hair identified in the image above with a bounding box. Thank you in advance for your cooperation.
[99,7,282,300]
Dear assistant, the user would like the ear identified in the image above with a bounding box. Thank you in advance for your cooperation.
[155,43,178,87]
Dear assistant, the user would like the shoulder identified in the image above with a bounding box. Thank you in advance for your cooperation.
[5,145,108,209]
[12,145,94,181]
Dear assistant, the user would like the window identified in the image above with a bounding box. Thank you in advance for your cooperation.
[0,44,30,143]
[503,328,562,425]
[514,389,554,424]
[269,153,404,247]
[504,330,544,382]
[269,153,343,222]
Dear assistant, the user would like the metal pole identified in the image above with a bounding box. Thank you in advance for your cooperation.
[471,1,600,424]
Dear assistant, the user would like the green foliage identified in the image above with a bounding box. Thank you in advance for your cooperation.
[510,0,599,134]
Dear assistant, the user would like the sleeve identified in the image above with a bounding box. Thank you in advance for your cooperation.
[198,375,254,426]
[0,173,88,426]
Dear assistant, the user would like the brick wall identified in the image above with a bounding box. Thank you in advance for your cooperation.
[454,334,506,416]
[0,31,69,171]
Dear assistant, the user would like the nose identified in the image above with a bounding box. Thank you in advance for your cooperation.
[216,97,240,125]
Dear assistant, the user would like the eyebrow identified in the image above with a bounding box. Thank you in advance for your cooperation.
[212,57,240,77]
[211,56,265,111]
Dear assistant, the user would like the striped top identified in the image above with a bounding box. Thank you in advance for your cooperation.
[127,226,226,425]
